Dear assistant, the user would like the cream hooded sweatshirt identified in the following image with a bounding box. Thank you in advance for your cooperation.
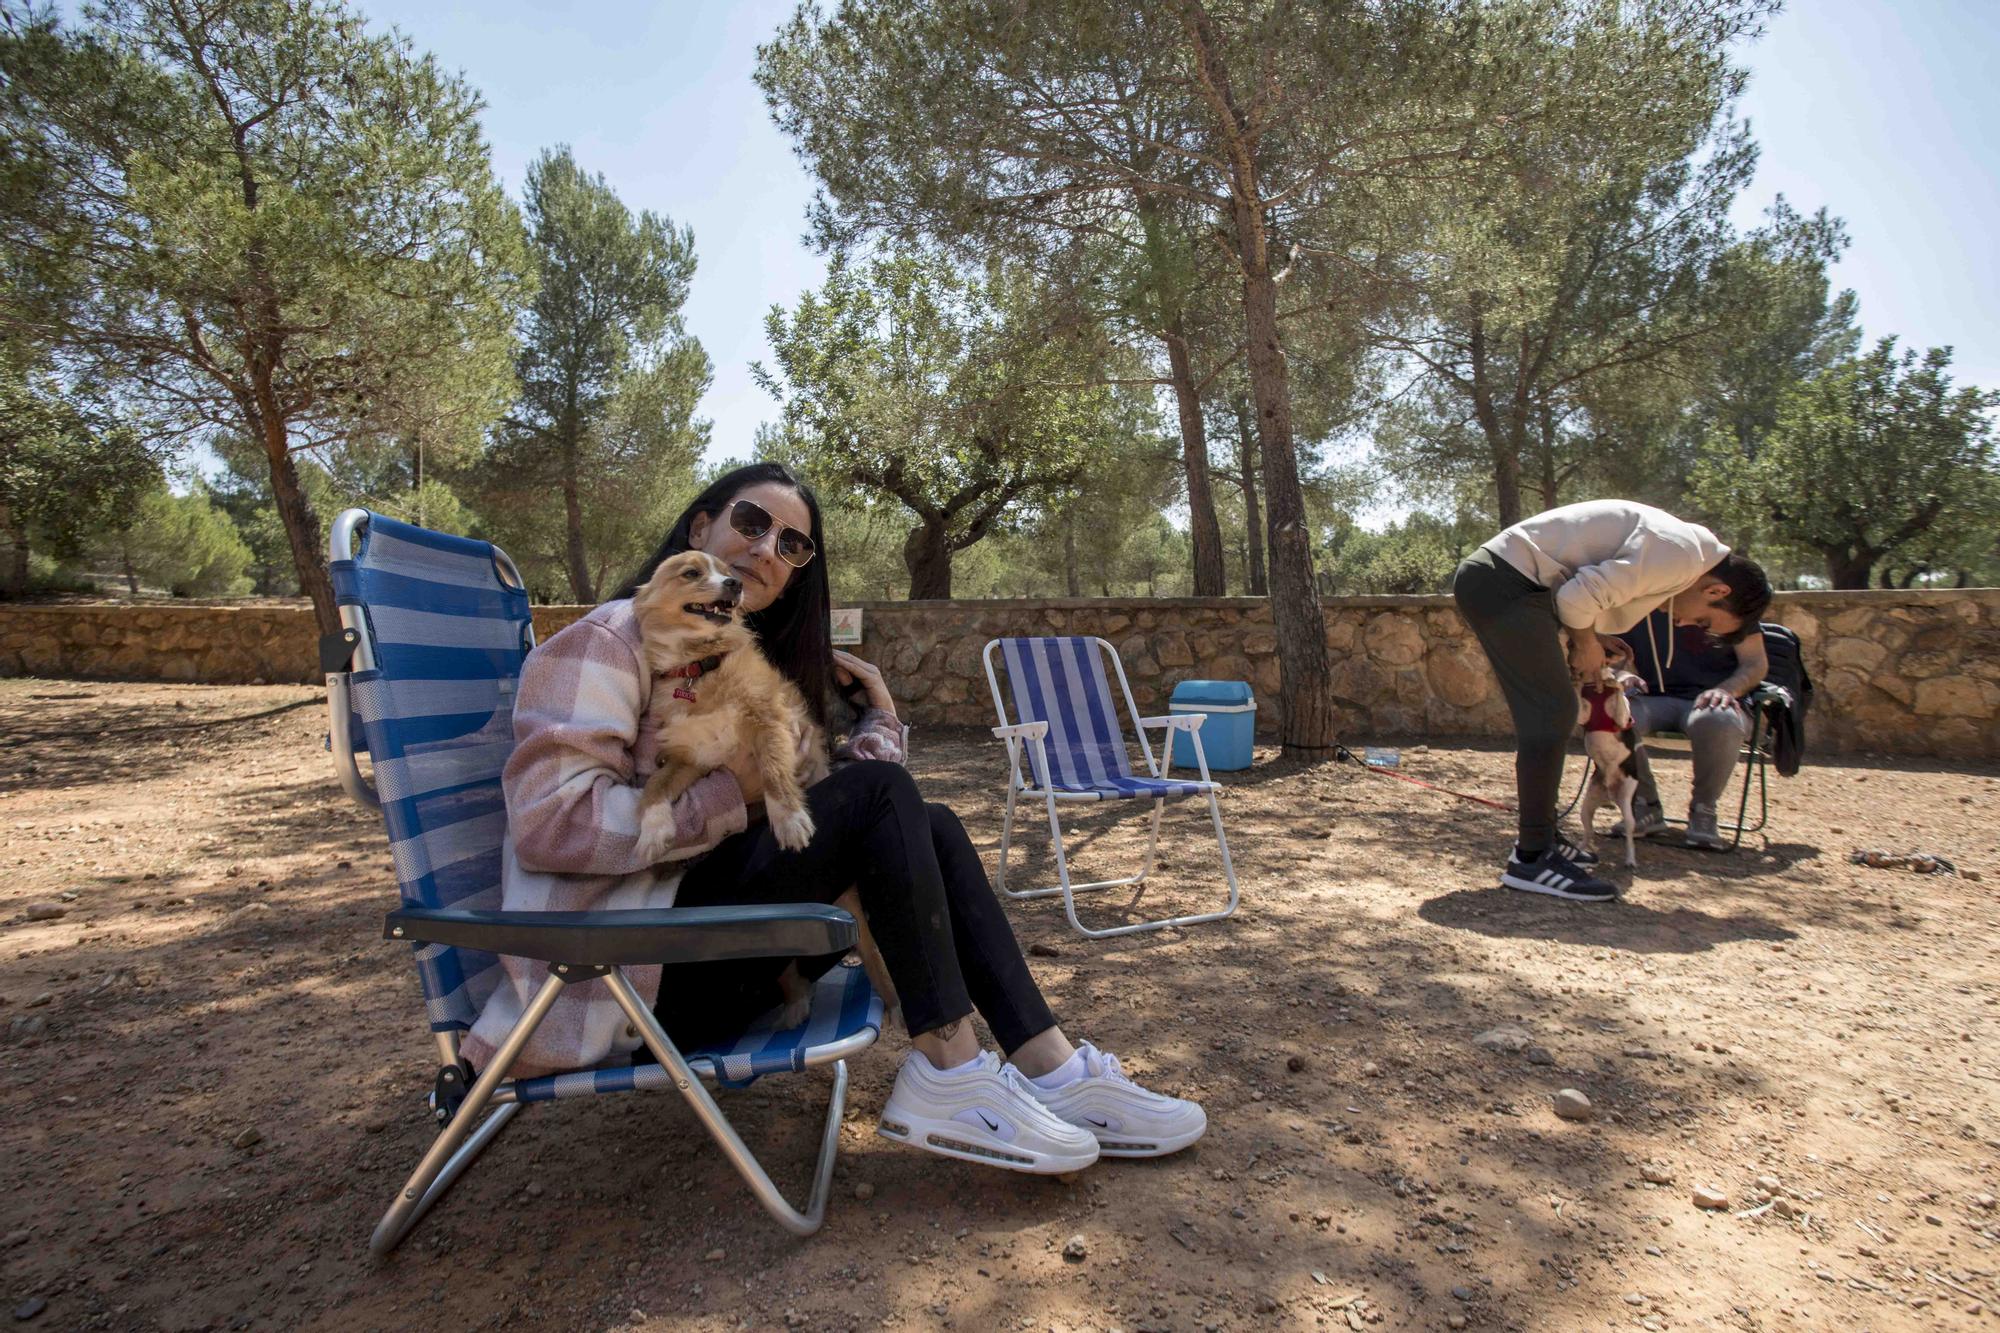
[1481,500,1730,635]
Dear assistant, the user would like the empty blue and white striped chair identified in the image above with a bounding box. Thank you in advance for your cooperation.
[323,509,881,1255]
[983,637,1242,939]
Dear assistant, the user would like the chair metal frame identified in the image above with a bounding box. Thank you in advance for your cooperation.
[982,637,1241,939]
[325,509,876,1255]
[1561,683,1784,852]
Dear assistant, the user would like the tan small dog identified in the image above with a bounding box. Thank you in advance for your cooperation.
[632,551,827,852]
[632,551,899,1033]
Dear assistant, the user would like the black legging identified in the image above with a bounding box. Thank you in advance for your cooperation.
[1453,548,1575,854]
[656,760,1058,1053]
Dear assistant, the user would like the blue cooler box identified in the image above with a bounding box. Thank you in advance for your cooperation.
[1167,679,1256,772]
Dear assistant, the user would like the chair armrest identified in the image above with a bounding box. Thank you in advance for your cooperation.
[384,903,858,967]
[1138,713,1204,732]
[992,721,1049,741]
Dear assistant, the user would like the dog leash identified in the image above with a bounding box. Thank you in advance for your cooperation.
[1334,745,1515,812]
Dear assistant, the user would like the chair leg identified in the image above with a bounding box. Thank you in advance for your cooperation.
[1136,799,1164,879]
[1004,796,1153,904]
[1725,716,1770,848]
[1048,793,1241,941]
[373,1102,523,1256]
[370,971,567,1256]
[599,969,846,1237]
[996,779,1020,897]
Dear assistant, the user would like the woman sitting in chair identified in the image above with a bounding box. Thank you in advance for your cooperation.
[461,462,1205,1175]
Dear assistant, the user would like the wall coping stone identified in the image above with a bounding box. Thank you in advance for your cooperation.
[6,588,1997,759]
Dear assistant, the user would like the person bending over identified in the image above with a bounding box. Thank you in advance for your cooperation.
[1451,499,1771,901]
[463,462,1206,1174]
[1607,608,1768,851]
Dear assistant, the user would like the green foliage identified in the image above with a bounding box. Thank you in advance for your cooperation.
[1319,512,1483,596]
[758,250,1141,598]
[1695,339,2000,588]
[0,0,528,627]
[206,432,329,595]
[0,348,156,593]
[100,480,255,596]
[1378,0,1796,524]
[474,146,709,602]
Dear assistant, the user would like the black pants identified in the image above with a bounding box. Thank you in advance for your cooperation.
[657,760,1058,1053]
[1452,549,1575,855]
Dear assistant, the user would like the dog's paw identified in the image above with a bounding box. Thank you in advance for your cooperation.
[770,803,816,852]
[637,796,678,859]
[776,992,813,1031]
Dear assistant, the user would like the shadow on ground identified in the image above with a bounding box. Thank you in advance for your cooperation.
[2,690,1996,1331]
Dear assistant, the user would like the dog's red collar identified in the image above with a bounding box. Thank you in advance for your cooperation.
[658,654,724,680]
[1579,683,1623,733]
[657,654,724,702]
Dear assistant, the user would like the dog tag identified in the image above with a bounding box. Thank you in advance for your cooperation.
[672,686,697,702]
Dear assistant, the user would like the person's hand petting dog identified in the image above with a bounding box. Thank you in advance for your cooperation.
[1566,628,1606,682]
[1599,636,1647,695]
[833,648,897,718]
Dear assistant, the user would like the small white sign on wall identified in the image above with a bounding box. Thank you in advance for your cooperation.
[830,607,863,645]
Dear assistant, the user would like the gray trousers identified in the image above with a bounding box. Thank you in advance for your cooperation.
[1627,694,1747,810]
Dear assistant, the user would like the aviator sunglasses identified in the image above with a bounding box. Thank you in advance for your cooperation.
[728,498,817,568]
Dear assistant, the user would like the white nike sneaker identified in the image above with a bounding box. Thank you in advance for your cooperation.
[1025,1043,1208,1158]
[876,1050,1101,1174]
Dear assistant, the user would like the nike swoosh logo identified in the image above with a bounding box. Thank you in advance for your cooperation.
[1085,1117,1110,1128]
[979,1113,999,1131]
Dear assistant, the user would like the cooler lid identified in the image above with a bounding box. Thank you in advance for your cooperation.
[1168,678,1256,707]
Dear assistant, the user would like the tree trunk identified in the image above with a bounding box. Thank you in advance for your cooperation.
[1233,395,1267,595]
[1466,308,1525,526]
[1535,407,1559,510]
[1,502,27,596]
[1063,514,1081,597]
[260,413,338,636]
[1825,549,1874,590]
[1162,330,1226,596]
[903,520,953,599]
[122,547,138,595]
[560,446,596,603]
[1241,261,1337,755]
[1183,0,1333,754]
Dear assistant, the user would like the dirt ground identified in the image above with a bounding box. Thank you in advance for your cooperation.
[2,678,1998,1333]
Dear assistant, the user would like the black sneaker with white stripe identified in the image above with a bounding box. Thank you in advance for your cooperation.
[1502,845,1617,901]
[1555,835,1599,866]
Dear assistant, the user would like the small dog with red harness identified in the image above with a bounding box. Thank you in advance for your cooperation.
[1575,666,1644,869]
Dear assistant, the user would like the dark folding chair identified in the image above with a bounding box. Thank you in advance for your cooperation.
[322,508,881,1255]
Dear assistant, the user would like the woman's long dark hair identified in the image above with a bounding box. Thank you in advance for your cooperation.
[612,462,833,727]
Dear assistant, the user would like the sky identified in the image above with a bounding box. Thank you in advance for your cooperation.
[354,0,2000,471]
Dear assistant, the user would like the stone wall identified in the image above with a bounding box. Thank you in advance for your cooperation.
[4,590,1997,759]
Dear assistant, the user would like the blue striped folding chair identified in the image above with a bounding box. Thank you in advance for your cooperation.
[322,509,881,1255]
[983,637,1242,939]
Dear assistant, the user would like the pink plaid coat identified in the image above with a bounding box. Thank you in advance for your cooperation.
[460,599,905,1078]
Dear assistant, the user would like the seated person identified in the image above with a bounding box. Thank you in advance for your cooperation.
[1607,609,1768,850]
[462,462,1206,1177]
